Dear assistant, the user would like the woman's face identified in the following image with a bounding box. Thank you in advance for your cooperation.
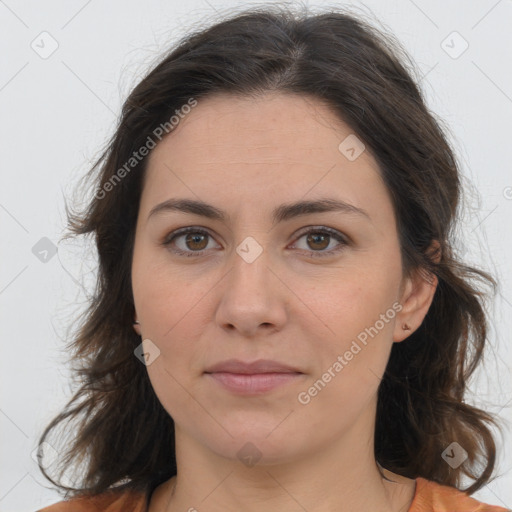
[131,92,426,465]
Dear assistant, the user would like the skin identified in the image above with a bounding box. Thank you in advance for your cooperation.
[131,92,439,512]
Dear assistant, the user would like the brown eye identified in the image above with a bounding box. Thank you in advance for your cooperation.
[163,226,348,259]
[293,227,348,258]
[163,227,219,256]
[306,232,330,251]
[184,232,208,251]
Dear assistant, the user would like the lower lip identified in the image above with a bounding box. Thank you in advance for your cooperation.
[205,372,303,394]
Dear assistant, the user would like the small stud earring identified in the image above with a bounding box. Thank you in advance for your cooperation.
[133,321,140,325]
[402,323,411,331]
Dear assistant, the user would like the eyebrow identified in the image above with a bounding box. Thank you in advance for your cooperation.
[147,197,371,225]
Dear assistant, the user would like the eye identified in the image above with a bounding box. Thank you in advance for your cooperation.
[162,226,349,258]
[291,227,348,258]
[162,227,219,257]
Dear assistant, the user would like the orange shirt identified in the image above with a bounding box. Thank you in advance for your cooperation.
[37,477,509,512]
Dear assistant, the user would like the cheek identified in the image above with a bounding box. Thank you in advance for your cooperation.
[300,266,399,340]
[297,285,397,419]
[295,260,400,385]
[133,247,212,338]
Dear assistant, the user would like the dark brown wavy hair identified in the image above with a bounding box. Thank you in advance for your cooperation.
[37,2,503,501]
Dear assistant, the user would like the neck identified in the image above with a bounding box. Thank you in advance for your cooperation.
[150,407,416,512]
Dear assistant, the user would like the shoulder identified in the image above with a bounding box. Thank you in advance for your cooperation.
[410,477,510,512]
[35,488,147,512]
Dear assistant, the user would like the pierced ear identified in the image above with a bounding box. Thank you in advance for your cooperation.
[393,240,440,343]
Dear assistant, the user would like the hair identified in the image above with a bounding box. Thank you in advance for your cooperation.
[37,2,502,501]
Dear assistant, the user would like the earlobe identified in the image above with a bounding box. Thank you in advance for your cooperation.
[133,319,141,336]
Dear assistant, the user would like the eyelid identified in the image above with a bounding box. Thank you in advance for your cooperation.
[162,225,349,258]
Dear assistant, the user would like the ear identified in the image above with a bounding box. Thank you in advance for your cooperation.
[393,240,441,343]
[133,315,142,336]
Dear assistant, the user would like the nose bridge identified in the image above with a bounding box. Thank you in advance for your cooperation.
[229,234,273,294]
[214,234,287,333]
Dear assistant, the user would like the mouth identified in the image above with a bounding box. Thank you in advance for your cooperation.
[204,359,304,395]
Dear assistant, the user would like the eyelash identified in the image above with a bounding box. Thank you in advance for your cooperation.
[162,226,349,258]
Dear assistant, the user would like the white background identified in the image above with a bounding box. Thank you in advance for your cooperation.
[1,0,511,510]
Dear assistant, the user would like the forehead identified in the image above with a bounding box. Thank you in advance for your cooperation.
[148,92,368,164]
[142,93,394,229]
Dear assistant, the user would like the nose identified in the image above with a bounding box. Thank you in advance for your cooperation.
[214,244,288,338]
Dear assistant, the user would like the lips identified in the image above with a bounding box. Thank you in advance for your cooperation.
[204,359,304,394]
[204,358,302,374]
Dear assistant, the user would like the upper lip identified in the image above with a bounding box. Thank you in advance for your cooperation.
[204,359,302,374]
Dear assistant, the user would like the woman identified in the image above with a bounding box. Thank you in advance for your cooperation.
[36,5,508,512]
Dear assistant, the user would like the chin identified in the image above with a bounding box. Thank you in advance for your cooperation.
[201,426,308,466]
